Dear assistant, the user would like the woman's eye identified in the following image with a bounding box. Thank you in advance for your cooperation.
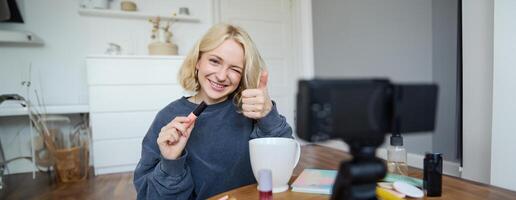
[232,68,242,74]
[209,59,220,65]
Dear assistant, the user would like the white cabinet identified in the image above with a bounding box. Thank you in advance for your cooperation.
[87,55,186,175]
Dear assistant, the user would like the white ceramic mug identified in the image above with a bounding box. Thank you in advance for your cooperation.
[249,137,301,193]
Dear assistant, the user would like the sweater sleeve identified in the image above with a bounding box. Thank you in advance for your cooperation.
[133,111,194,200]
[250,101,293,139]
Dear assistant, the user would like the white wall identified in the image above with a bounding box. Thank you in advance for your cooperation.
[311,0,434,155]
[491,0,516,191]
[461,0,493,184]
[0,0,212,174]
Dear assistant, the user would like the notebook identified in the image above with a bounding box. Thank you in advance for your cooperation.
[382,173,423,188]
[291,169,338,195]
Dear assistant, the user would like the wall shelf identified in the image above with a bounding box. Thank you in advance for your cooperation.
[86,54,185,60]
[0,105,89,117]
[0,30,44,45]
[78,8,200,22]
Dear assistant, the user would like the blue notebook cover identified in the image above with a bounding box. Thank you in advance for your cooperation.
[291,169,338,195]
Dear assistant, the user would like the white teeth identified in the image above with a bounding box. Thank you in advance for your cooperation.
[210,80,225,89]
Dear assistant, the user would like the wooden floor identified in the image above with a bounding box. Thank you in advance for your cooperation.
[0,169,136,200]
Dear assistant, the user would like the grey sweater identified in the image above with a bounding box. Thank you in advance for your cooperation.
[133,97,293,199]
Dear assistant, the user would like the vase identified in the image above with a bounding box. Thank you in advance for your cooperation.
[148,41,178,55]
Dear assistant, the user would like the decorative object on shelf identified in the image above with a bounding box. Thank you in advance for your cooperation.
[178,7,190,16]
[148,16,178,55]
[91,0,111,9]
[148,16,161,49]
[80,0,111,9]
[105,43,122,55]
[79,0,91,9]
[120,0,137,12]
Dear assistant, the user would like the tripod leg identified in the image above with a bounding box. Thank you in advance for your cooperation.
[0,139,5,189]
[331,160,352,200]
[331,156,386,200]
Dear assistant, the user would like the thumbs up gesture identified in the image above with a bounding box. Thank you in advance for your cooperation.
[241,69,273,119]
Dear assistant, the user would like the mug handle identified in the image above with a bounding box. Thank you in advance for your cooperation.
[293,140,301,168]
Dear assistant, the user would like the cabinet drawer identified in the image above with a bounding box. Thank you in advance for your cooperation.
[90,111,159,141]
[87,57,184,85]
[93,138,142,168]
[89,84,185,112]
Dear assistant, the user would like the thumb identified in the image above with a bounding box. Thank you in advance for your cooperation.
[258,69,268,89]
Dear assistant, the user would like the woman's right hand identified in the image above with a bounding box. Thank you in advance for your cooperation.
[157,116,195,160]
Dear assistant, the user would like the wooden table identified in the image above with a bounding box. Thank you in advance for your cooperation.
[209,144,516,200]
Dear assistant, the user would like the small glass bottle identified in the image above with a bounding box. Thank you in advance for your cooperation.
[387,134,409,176]
[424,153,442,197]
[258,169,273,200]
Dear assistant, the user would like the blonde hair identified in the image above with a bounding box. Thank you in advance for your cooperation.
[178,23,266,110]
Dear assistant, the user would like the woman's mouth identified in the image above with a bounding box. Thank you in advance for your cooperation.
[209,80,227,92]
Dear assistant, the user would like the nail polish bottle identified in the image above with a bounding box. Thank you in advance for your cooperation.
[258,169,273,200]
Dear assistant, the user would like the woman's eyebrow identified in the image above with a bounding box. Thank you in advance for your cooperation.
[209,54,243,69]
[209,54,223,61]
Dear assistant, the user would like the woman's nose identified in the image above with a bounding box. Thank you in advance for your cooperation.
[215,68,228,81]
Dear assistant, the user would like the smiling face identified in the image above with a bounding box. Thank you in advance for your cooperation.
[195,39,245,104]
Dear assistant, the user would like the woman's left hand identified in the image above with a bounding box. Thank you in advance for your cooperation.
[242,70,273,119]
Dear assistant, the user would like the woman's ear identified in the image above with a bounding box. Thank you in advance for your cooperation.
[195,53,203,70]
[195,62,200,77]
[194,61,200,84]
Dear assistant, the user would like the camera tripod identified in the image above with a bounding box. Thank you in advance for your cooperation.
[330,145,387,200]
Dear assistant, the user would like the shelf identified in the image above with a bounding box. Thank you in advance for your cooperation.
[0,105,89,117]
[86,54,185,60]
[0,30,44,45]
[78,8,200,22]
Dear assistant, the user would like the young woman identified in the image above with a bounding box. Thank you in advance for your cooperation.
[133,24,293,199]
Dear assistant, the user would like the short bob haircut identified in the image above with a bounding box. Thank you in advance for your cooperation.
[178,23,266,110]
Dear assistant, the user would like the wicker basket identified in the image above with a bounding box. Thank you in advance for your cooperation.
[40,125,90,183]
[53,145,89,183]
